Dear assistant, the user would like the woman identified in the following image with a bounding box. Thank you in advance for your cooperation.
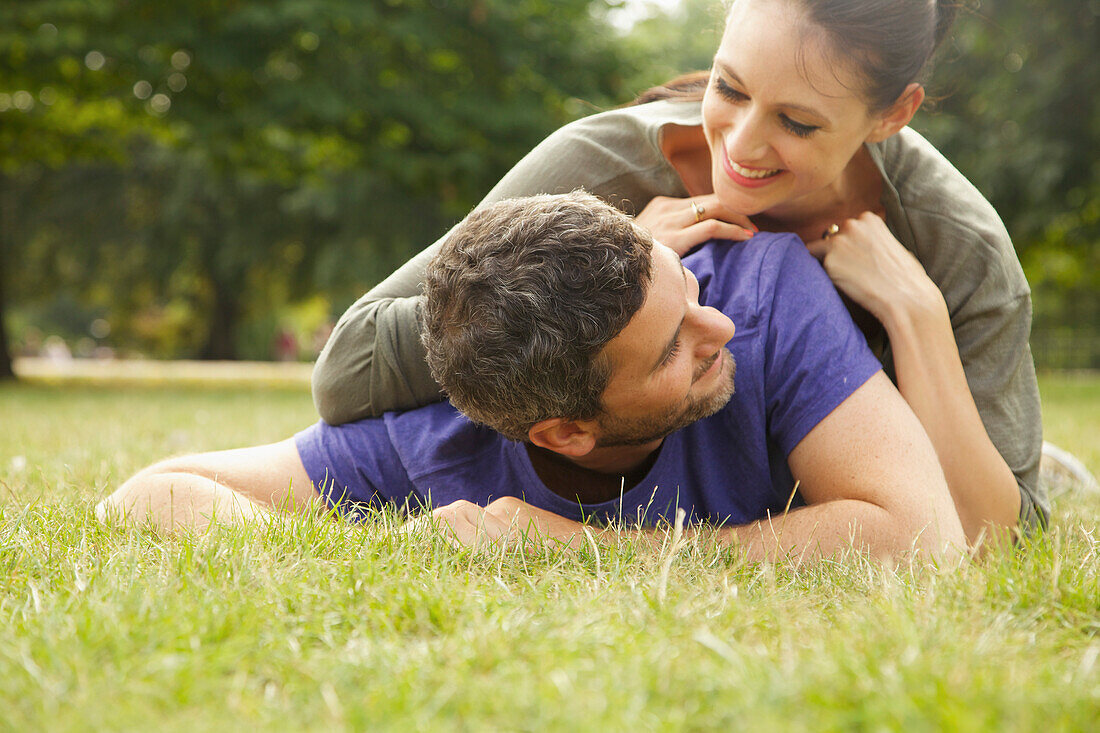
[312,0,1045,546]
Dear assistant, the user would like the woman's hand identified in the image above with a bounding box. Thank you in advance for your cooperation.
[635,194,757,256]
[805,212,945,327]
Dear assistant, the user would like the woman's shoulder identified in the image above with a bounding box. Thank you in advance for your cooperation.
[483,99,700,210]
[533,98,702,176]
[873,127,1030,301]
[548,98,703,145]
[876,127,1004,236]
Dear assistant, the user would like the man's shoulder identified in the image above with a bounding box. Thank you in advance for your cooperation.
[384,401,510,480]
[687,233,820,332]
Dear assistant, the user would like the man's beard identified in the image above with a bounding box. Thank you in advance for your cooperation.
[595,349,737,448]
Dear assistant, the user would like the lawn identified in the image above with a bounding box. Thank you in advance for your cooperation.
[1,372,1098,731]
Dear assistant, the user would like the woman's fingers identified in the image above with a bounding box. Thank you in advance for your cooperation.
[659,220,753,256]
[804,237,832,261]
[687,194,758,233]
[803,213,938,322]
[635,194,758,256]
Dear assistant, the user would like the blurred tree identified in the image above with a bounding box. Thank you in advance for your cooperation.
[0,2,150,376]
[1,0,629,361]
[618,0,725,95]
[6,0,1093,368]
[913,0,1100,366]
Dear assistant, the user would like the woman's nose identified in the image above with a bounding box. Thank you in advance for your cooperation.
[723,110,770,163]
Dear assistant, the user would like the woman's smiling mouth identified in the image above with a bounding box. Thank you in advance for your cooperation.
[728,160,781,179]
[719,144,784,188]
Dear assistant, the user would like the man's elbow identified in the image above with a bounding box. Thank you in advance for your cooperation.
[890,498,966,565]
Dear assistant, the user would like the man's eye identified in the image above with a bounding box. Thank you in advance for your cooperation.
[662,341,682,366]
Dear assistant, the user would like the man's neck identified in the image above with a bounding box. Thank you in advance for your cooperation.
[572,439,664,474]
[525,440,663,505]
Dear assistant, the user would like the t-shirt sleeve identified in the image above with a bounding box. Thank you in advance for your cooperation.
[761,240,884,456]
[294,418,419,519]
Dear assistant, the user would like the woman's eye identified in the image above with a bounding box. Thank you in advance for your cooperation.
[780,114,819,138]
[714,78,747,102]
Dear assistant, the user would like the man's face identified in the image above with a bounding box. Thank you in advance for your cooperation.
[594,242,737,447]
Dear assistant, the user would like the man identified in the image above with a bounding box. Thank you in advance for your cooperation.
[99,192,964,562]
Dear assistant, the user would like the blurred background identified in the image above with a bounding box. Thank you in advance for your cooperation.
[0,0,1096,375]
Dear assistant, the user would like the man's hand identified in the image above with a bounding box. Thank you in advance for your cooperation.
[402,497,588,551]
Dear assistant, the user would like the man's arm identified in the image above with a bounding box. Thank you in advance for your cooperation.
[427,373,965,564]
[726,371,965,563]
[97,439,320,532]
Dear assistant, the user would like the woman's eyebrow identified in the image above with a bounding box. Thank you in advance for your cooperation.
[713,61,828,121]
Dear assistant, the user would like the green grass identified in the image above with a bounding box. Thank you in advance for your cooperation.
[1,374,1098,731]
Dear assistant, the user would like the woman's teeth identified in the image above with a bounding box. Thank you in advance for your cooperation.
[730,161,780,179]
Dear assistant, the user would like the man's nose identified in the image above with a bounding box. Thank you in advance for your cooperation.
[693,305,736,354]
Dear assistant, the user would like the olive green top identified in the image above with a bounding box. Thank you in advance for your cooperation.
[311,99,1046,527]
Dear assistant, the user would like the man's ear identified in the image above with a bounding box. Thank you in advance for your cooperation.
[865,83,925,143]
[528,417,597,458]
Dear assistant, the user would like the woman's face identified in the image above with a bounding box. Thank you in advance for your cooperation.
[701,0,887,219]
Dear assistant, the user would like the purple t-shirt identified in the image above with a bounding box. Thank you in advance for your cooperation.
[296,234,882,526]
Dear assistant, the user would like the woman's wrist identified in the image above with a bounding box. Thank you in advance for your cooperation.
[879,278,950,341]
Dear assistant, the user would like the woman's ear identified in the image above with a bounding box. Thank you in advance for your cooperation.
[528,417,597,458]
[866,83,925,143]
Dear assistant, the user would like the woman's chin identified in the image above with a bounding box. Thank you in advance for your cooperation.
[712,183,777,218]
[711,169,791,217]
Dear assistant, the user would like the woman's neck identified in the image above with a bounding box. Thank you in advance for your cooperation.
[753,147,884,241]
[659,124,713,196]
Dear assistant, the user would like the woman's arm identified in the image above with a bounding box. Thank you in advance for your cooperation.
[807,212,1042,547]
[312,242,444,425]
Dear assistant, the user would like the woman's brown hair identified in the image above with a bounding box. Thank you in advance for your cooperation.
[627,70,711,107]
[629,0,960,112]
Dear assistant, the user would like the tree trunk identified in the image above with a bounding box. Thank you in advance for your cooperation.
[199,278,240,360]
[0,176,14,380]
[0,285,14,380]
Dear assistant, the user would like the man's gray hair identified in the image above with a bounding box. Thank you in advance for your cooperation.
[421,190,653,441]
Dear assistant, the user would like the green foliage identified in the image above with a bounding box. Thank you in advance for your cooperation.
[618,0,726,95]
[1,0,630,360]
[913,0,1100,366]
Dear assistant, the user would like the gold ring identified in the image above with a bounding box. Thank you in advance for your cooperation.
[822,223,840,240]
[690,200,705,223]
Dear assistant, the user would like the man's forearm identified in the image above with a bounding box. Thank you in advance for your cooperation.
[605,499,963,565]
[713,498,960,563]
[415,493,963,566]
